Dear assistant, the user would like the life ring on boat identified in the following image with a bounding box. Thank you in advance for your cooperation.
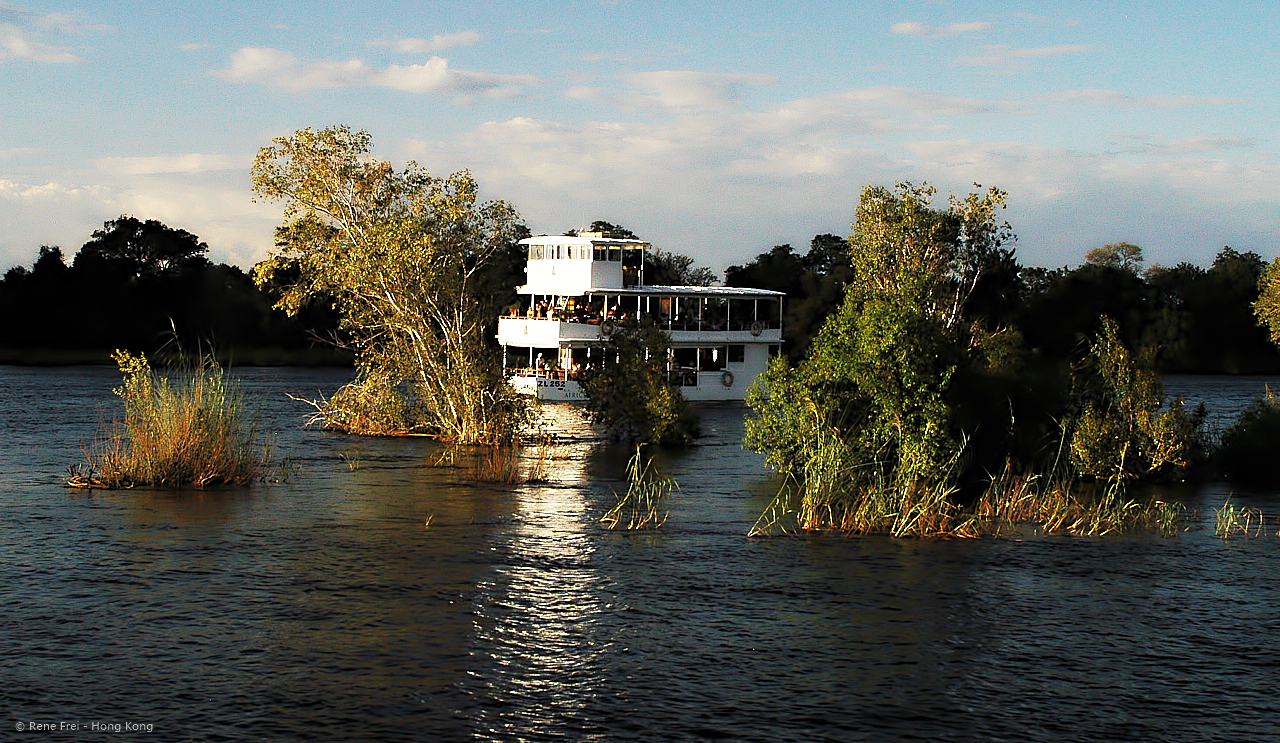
[750,321,764,336]
[721,370,734,387]
[601,318,618,337]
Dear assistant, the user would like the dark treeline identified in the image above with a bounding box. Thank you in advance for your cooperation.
[6,213,1277,375]
[0,216,346,365]
[726,237,1280,374]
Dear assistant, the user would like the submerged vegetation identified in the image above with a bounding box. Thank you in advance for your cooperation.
[579,321,699,446]
[68,351,271,488]
[601,447,677,530]
[1216,388,1280,485]
[746,182,1204,539]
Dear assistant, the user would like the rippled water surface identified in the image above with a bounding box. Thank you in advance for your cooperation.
[3,367,1280,741]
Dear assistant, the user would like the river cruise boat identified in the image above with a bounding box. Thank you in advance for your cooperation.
[497,232,784,401]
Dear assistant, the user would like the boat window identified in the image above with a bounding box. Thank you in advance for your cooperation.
[608,246,621,262]
[703,297,727,331]
[728,298,755,331]
[699,347,727,372]
[759,298,781,327]
[594,246,606,261]
[728,345,745,363]
[529,244,544,260]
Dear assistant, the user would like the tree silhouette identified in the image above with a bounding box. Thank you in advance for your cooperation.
[73,216,210,278]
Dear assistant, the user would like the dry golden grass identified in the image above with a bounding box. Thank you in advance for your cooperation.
[751,462,1187,539]
[67,351,271,489]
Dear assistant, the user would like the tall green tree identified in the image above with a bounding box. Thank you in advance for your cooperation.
[251,125,527,443]
[747,182,1015,500]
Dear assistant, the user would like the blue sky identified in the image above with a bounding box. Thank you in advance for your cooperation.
[2,0,1278,274]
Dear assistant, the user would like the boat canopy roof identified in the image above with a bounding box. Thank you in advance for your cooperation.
[519,233,650,248]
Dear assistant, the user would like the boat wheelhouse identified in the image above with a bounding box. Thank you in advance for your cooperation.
[497,232,784,401]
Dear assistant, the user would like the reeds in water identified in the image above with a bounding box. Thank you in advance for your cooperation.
[750,442,1188,539]
[1215,498,1273,538]
[601,447,676,530]
[445,435,556,484]
[67,351,271,489]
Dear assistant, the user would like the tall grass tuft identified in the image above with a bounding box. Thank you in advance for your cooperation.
[601,447,676,530]
[448,433,557,484]
[68,351,271,488]
[1215,498,1273,538]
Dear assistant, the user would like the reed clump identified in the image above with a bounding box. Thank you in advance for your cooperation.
[68,351,271,488]
[446,434,556,484]
[749,437,1188,539]
[601,447,676,530]
[1215,498,1274,538]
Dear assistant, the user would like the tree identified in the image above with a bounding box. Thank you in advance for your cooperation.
[1085,241,1144,274]
[1254,255,1280,351]
[251,125,527,443]
[567,220,637,239]
[74,216,209,278]
[579,320,697,445]
[746,182,1015,501]
[1066,317,1201,480]
[800,233,848,275]
[645,248,716,286]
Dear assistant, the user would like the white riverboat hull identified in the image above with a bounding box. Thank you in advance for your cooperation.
[509,371,759,402]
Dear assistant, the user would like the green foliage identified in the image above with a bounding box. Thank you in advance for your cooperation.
[0,223,342,364]
[1020,245,1279,374]
[1217,388,1280,484]
[580,321,697,445]
[250,125,528,444]
[601,447,677,530]
[70,351,270,488]
[1084,241,1144,273]
[1065,317,1202,480]
[746,181,1014,529]
[1254,256,1280,347]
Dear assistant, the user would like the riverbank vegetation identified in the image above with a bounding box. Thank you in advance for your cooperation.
[68,351,271,488]
[250,126,529,445]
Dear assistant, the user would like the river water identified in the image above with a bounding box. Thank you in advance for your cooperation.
[2,367,1279,742]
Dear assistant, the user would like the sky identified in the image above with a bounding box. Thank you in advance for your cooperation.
[2,0,1279,275]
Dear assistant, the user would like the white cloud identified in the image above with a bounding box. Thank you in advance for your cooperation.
[1130,136,1255,155]
[958,44,1091,72]
[94,154,244,176]
[891,21,991,38]
[213,46,538,100]
[0,146,41,159]
[0,171,278,270]
[0,22,77,62]
[371,31,482,53]
[395,78,1280,272]
[625,70,775,110]
[1045,88,1242,107]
